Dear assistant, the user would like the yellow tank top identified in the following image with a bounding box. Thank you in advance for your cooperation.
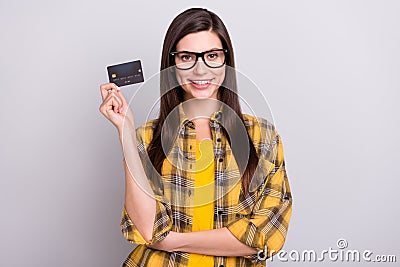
[187,139,215,266]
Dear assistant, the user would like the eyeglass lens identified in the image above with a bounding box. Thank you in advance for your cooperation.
[174,50,226,69]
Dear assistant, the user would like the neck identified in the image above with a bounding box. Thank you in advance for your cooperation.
[182,98,220,121]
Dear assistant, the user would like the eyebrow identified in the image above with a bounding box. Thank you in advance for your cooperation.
[175,47,223,53]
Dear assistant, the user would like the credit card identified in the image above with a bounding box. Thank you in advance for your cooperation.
[107,60,144,87]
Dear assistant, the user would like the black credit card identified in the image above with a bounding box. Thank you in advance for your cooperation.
[107,60,144,87]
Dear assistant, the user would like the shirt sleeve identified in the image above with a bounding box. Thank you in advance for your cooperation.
[226,133,293,260]
[120,122,173,245]
[120,196,173,245]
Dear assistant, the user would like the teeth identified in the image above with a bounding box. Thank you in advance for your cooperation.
[192,80,210,85]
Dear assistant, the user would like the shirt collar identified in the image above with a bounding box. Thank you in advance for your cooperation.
[178,101,223,128]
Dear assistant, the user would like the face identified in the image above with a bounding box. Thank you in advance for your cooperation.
[174,30,226,100]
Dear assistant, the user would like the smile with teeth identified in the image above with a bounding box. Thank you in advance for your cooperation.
[191,80,211,85]
[189,79,213,89]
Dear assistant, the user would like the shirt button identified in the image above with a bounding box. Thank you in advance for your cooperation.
[189,145,192,150]
[218,158,223,162]
[216,137,222,142]
[219,265,224,267]
[218,210,223,215]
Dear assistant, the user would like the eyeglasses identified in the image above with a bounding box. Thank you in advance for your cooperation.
[170,48,228,70]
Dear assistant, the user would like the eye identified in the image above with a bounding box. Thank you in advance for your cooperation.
[207,53,219,60]
[180,54,192,61]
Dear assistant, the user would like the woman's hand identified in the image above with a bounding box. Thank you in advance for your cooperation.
[146,231,181,253]
[99,83,135,133]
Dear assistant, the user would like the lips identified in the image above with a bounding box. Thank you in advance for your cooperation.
[189,79,213,89]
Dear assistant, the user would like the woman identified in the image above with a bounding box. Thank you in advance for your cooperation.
[99,7,292,267]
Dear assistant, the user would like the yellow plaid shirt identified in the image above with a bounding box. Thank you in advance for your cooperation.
[120,103,292,267]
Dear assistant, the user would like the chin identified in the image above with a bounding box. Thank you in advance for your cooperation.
[185,85,219,100]
[192,91,213,98]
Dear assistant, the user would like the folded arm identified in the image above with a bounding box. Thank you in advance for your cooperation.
[120,129,292,261]
[147,228,258,256]
[146,133,292,260]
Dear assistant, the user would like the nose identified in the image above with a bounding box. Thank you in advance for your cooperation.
[193,57,208,75]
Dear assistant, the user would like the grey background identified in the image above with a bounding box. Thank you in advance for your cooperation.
[1,0,399,266]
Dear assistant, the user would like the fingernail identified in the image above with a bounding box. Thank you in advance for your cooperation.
[119,108,122,113]
[116,86,121,91]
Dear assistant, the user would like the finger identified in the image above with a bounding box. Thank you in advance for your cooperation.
[107,92,123,113]
[100,83,120,100]
[115,91,134,123]
[114,90,128,113]
[105,95,122,115]
[104,101,123,126]
[99,94,117,114]
[100,92,121,114]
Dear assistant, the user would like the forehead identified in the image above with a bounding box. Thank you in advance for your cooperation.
[176,31,223,52]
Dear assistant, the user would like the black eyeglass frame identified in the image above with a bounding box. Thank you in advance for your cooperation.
[170,48,228,70]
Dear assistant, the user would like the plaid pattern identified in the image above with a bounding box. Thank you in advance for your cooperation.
[121,102,292,267]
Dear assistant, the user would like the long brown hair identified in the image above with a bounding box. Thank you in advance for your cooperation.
[147,7,259,197]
